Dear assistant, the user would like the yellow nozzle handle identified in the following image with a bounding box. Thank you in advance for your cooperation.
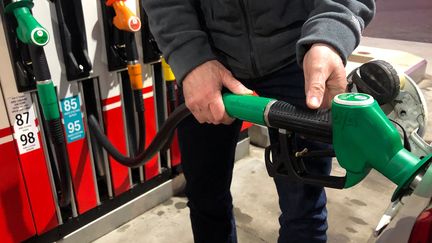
[107,0,141,32]
[162,58,176,82]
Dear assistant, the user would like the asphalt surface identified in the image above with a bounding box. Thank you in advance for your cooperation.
[364,0,432,43]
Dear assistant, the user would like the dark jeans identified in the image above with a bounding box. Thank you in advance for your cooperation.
[177,62,332,243]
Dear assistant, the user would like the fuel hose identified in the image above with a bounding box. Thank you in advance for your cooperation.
[108,0,146,154]
[88,94,332,168]
[88,104,190,168]
[125,32,146,152]
[29,45,72,207]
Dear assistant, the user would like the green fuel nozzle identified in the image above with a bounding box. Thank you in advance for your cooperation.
[5,0,58,121]
[5,0,49,46]
[331,93,431,200]
[222,93,430,200]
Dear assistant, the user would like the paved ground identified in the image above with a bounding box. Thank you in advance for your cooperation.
[94,146,397,243]
[364,0,432,43]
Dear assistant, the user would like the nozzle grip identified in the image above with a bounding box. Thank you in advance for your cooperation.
[109,1,141,32]
[36,81,60,121]
[267,101,332,142]
[5,1,49,46]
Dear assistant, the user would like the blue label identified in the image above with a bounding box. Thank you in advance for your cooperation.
[60,96,85,143]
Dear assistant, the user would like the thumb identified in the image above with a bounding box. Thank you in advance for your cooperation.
[305,70,326,109]
[222,74,253,95]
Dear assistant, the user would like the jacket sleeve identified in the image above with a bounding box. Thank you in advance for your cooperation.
[141,0,215,83]
[297,0,376,66]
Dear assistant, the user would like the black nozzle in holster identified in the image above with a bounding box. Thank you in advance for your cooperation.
[53,0,92,81]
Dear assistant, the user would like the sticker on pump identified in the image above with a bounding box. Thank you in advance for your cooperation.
[128,16,141,31]
[6,94,41,154]
[60,96,85,143]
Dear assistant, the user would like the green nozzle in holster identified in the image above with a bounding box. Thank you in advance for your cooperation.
[36,81,60,121]
[332,93,430,198]
[5,0,49,46]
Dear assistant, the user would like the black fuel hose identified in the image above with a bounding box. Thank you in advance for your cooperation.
[47,119,72,207]
[29,45,72,207]
[125,32,139,62]
[125,32,146,155]
[134,89,146,151]
[88,104,191,168]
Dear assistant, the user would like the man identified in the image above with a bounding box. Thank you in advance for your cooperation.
[143,1,375,242]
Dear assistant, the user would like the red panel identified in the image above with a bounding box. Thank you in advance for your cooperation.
[0,136,36,243]
[0,127,11,138]
[67,137,97,214]
[101,96,121,106]
[241,122,253,132]
[170,131,181,167]
[143,88,159,180]
[103,100,130,196]
[18,131,58,234]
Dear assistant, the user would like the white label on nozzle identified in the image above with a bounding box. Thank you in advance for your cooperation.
[334,93,374,106]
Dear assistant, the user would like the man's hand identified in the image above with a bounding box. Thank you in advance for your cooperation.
[182,60,253,124]
[303,43,347,109]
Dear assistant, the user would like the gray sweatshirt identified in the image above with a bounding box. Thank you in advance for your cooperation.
[142,0,375,83]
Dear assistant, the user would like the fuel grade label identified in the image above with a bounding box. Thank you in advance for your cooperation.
[6,94,41,154]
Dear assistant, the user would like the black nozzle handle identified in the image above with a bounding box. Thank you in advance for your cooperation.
[28,45,51,81]
[53,0,92,80]
[125,32,139,62]
[266,101,332,143]
[264,131,346,189]
[133,89,146,153]
[139,3,161,64]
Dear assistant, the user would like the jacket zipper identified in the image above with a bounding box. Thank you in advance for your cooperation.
[239,0,259,77]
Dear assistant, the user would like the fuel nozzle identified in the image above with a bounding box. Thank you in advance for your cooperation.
[5,0,49,46]
[161,58,176,82]
[106,0,141,32]
[332,93,431,201]
[162,58,178,113]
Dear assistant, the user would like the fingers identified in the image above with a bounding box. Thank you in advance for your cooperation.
[189,98,234,125]
[304,64,326,109]
[188,106,207,124]
[322,67,347,108]
[182,60,249,124]
[221,74,253,95]
[208,94,235,125]
[303,43,347,109]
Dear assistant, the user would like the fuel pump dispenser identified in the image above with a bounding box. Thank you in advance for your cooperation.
[1,0,430,240]
[106,0,146,158]
[42,0,100,215]
[0,0,73,234]
[96,0,160,188]
[4,0,73,208]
